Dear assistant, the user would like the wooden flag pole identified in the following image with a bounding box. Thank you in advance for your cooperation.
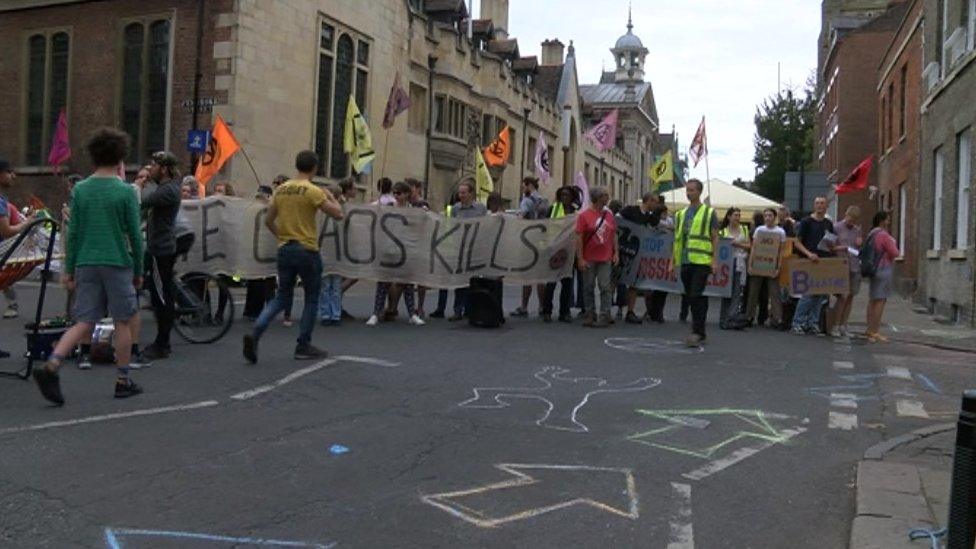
[237,145,262,190]
[703,118,712,206]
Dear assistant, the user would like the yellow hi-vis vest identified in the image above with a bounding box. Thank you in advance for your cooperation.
[445,204,453,217]
[550,202,566,219]
[673,205,715,266]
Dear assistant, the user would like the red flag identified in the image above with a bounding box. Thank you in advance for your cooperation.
[47,109,71,173]
[835,156,873,195]
[382,73,411,129]
[689,117,707,168]
[584,109,619,152]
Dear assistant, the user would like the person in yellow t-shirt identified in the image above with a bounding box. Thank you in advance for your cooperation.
[244,150,343,364]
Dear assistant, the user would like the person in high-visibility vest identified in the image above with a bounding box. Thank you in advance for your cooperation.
[541,186,579,322]
[670,178,719,347]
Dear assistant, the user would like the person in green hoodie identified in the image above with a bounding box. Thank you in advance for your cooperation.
[33,128,145,406]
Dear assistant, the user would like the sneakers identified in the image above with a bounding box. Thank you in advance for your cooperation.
[829,327,843,338]
[77,354,92,370]
[2,304,18,319]
[32,366,65,405]
[141,344,170,361]
[791,326,806,335]
[128,352,151,370]
[366,315,379,326]
[294,343,328,360]
[408,314,426,326]
[282,318,294,327]
[511,308,528,318]
[114,378,143,399]
[684,334,703,348]
[582,314,596,328]
[625,312,643,324]
[243,334,258,364]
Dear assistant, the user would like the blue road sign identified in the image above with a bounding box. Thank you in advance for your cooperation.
[187,130,211,153]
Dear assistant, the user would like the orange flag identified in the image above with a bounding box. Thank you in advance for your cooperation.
[483,125,510,167]
[194,115,241,197]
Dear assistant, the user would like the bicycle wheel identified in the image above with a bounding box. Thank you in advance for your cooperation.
[173,272,235,344]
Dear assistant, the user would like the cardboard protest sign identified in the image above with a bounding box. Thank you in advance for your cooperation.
[787,258,850,296]
[176,199,577,288]
[748,231,784,277]
[616,218,733,298]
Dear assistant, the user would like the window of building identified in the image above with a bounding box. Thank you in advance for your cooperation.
[24,30,70,166]
[407,83,426,133]
[315,19,370,179]
[508,127,515,165]
[899,65,907,138]
[967,0,976,51]
[119,18,172,164]
[933,147,945,250]
[433,95,446,133]
[527,136,537,166]
[880,96,887,153]
[445,98,466,140]
[898,183,907,257]
[886,83,894,150]
[937,0,948,74]
[956,129,971,249]
[482,114,493,146]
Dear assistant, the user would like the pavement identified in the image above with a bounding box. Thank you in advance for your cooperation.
[843,289,976,354]
[0,280,973,548]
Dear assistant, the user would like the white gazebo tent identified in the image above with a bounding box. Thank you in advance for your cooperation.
[659,178,781,221]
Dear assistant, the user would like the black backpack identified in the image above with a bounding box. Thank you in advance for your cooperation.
[859,231,879,278]
[467,277,505,328]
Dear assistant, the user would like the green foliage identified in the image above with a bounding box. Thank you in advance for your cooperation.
[753,87,817,201]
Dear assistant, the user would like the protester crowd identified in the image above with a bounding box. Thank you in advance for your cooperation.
[0,127,901,406]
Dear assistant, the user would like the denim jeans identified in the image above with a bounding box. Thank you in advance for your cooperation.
[792,294,827,331]
[318,274,343,321]
[253,242,323,346]
[582,262,613,318]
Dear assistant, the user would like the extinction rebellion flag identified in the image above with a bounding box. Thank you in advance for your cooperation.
[534,131,551,185]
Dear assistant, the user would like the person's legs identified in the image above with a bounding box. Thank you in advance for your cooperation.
[295,251,322,346]
[416,286,427,316]
[688,265,711,339]
[452,287,469,318]
[542,282,557,317]
[150,254,176,350]
[373,282,391,316]
[515,286,531,314]
[745,276,762,322]
[402,284,417,316]
[558,277,573,319]
[581,268,597,323]
[253,247,297,341]
[757,277,770,325]
[597,263,614,321]
[680,265,694,330]
[679,294,690,322]
[649,290,668,322]
[3,287,19,317]
[626,287,638,314]
[768,278,783,325]
[432,289,448,317]
[792,295,815,331]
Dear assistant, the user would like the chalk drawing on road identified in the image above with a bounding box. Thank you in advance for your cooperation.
[0,400,220,437]
[457,366,661,432]
[604,337,705,355]
[104,527,336,548]
[420,463,639,528]
[626,408,802,462]
[230,355,400,401]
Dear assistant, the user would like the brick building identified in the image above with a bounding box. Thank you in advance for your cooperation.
[818,2,909,224]
[917,0,976,325]
[0,0,230,209]
[0,0,652,212]
[876,0,923,295]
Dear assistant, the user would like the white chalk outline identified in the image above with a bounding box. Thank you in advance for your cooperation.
[420,463,639,528]
[458,366,661,433]
[605,337,705,355]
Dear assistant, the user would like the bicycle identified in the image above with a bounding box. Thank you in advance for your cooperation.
[170,271,235,344]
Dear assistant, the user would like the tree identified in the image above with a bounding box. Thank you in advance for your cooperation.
[753,86,817,201]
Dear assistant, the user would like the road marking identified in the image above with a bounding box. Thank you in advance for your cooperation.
[459,367,660,433]
[896,400,930,419]
[667,483,694,549]
[681,427,806,481]
[230,355,400,401]
[829,394,858,409]
[832,361,855,370]
[104,527,335,548]
[0,400,220,437]
[914,373,942,394]
[887,366,912,380]
[828,411,858,430]
[420,463,639,528]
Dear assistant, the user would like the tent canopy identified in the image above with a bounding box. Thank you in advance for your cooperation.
[659,178,781,219]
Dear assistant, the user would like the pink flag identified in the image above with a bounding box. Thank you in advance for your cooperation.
[584,109,619,152]
[689,117,707,168]
[533,131,551,185]
[382,73,411,129]
[47,109,71,173]
[574,170,590,206]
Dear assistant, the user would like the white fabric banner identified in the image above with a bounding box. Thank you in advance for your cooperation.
[177,198,576,288]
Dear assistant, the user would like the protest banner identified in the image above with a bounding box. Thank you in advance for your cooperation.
[787,258,850,296]
[616,218,733,298]
[176,198,576,288]
[747,231,783,277]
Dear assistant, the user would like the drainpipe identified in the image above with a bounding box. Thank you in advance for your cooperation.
[521,106,531,181]
[190,0,205,170]
[424,54,437,201]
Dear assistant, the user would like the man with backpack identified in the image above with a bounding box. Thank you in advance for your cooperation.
[511,177,549,319]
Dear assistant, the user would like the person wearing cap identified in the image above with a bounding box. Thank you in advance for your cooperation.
[137,150,182,360]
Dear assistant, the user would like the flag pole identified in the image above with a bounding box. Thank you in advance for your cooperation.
[237,145,263,190]
[703,116,712,206]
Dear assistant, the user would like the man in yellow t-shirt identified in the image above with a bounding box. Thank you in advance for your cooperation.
[244,150,343,363]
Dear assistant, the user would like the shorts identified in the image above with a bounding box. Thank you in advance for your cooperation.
[72,266,139,323]
[869,266,893,300]
[848,270,862,296]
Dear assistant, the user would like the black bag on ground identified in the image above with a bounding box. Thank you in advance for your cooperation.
[467,277,505,328]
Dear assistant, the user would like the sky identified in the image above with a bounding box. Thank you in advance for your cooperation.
[494,0,821,183]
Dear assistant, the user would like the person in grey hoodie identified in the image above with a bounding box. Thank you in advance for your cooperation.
[138,151,182,360]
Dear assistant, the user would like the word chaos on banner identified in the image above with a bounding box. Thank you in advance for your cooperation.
[175,199,576,288]
[786,258,850,296]
[616,218,733,298]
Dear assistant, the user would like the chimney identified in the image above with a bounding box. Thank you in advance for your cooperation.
[540,38,564,66]
[480,0,509,40]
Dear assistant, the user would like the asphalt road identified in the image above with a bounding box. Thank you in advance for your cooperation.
[0,283,971,548]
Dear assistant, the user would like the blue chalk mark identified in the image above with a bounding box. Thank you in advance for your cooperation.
[329,444,350,455]
[914,373,942,394]
[104,527,336,548]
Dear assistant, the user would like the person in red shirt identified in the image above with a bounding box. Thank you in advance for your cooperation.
[575,187,618,327]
